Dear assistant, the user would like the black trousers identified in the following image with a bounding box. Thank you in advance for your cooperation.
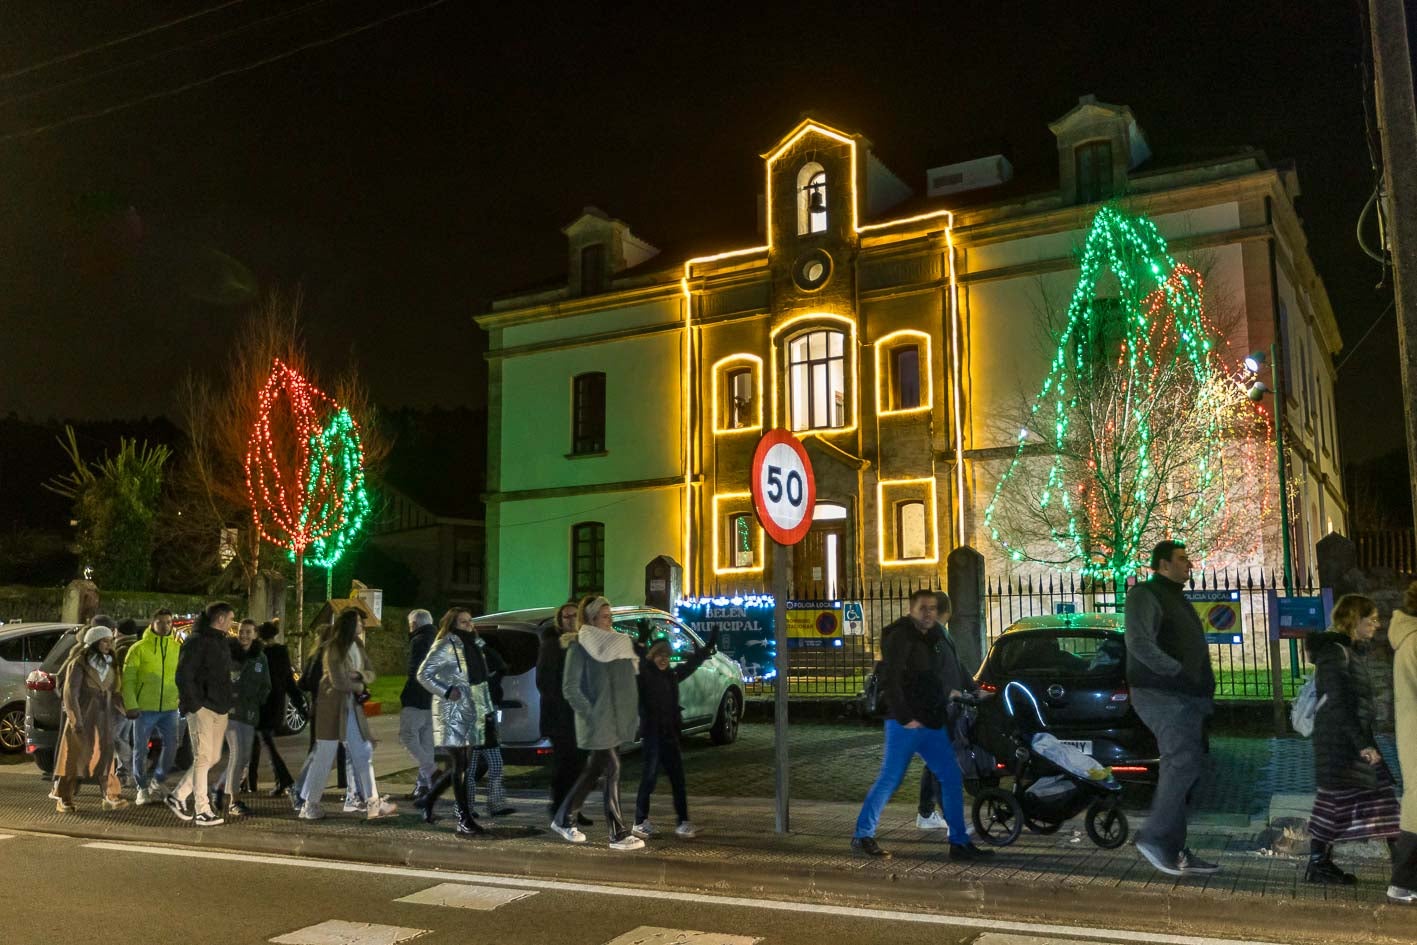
[248,728,294,790]
[548,733,587,816]
[1393,830,1417,890]
[918,767,941,818]
[425,746,474,826]
[556,746,627,841]
[635,732,688,824]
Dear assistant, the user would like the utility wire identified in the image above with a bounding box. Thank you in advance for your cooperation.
[0,0,337,110]
[1336,298,1396,372]
[0,0,449,144]
[0,1,248,83]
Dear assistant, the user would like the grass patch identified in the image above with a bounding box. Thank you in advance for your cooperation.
[367,673,406,707]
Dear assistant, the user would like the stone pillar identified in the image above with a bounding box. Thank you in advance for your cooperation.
[947,545,987,672]
[644,556,682,612]
[1315,532,1360,597]
[62,579,99,625]
[248,570,287,624]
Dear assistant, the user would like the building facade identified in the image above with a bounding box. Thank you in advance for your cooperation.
[478,99,1345,611]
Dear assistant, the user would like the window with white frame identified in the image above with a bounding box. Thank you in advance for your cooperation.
[788,329,846,431]
[726,367,755,430]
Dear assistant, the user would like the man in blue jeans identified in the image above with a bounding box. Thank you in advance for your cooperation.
[852,589,993,860]
[121,609,182,806]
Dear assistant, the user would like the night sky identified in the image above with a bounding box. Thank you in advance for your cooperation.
[0,1,1403,460]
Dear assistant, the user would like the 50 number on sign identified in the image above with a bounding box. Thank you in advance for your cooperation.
[764,464,805,507]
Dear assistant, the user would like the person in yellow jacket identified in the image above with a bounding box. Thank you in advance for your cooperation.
[121,609,183,806]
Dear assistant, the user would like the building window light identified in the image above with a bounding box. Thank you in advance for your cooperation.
[788,329,846,431]
[896,500,927,560]
[796,162,827,235]
[890,344,921,410]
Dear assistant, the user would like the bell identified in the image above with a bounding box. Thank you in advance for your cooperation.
[808,189,826,215]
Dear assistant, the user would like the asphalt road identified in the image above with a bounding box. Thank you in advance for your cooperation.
[2,830,1288,945]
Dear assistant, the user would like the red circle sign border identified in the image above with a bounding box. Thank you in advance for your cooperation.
[751,428,817,546]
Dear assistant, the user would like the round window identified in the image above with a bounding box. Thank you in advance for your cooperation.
[793,249,832,292]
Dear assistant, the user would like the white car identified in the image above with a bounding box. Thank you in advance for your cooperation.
[0,622,75,753]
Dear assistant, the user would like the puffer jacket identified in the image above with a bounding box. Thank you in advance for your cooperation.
[1307,631,1379,792]
[417,632,494,748]
[175,624,234,716]
[1390,610,1417,832]
[227,639,272,727]
[121,627,182,712]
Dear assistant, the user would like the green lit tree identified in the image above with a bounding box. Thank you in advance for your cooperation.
[983,205,1274,585]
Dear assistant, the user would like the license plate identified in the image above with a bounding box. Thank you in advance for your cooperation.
[1059,739,1093,755]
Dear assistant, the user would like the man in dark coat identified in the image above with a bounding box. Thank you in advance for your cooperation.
[166,601,235,826]
[1124,540,1219,877]
[916,591,978,830]
[538,602,591,825]
[398,609,440,801]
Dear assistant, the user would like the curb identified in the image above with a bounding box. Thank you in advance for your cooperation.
[5,814,1411,945]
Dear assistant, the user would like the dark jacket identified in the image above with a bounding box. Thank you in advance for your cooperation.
[1307,631,1380,791]
[537,627,577,740]
[1124,575,1215,698]
[400,622,437,710]
[454,629,507,702]
[881,616,953,729]
[257,642,301,731]
[227,639,272,727]
[637,648,711,738]
[175,624,235,715]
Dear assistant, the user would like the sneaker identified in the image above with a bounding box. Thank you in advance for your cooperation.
[550,821,587,843]
[194,811,224,827]
[1177,848,1220,876]
[491,806,517,817]
[228,801,253,819]
[675,821,697,839]
[55,799,75,813]
[366,798,398,820]
[134,788,152,807]
[632,819,655,839]
[165,794,193,823]
[299,803,326,821]
[47,782,61,801]
[850,837,890,858]
[101,796,129,812]
[1135,840,1183,877]
[949,841,996,861]
[290,791,305,813]
[609,834,645,851]
[1387,885,1417,903]
[343,796,368,814]
[916,811,948,830]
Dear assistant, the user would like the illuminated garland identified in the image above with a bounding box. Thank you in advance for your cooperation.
[244,361,369,567]
[983,205,1274,580]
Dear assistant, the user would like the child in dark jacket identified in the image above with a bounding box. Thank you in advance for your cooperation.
[632,629,717,839]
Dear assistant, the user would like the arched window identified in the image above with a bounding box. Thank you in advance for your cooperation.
[796,162,827,235]
[788,329,846,431]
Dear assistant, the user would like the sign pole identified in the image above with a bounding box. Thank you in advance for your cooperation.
[772,540,791,834]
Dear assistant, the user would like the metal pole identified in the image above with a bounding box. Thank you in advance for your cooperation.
[1271,342,1293,734]
[1369,0,1417,538]
[772,540,790,834]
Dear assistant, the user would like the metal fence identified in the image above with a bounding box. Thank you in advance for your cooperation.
[711,567,1316,702]
[1355,529,1416,574]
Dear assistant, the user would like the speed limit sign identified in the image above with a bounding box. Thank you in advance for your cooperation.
[751,429,816,546]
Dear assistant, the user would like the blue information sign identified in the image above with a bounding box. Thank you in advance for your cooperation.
[674,596,777,682]
[1266,589,1335,641]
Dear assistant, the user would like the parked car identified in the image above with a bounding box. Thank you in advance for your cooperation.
[973,614,1158,782]
[471,605,746,765]
[0,622,74,753]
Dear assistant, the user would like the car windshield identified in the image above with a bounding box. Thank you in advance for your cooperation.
[994,631,1125,681]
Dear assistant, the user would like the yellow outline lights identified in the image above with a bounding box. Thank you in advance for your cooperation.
[877,477,940,566]
[769,312,859,435]
[875,329,933,416]
[710,354,764,434]
[711,491,764,574]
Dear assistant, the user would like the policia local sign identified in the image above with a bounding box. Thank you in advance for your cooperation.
[1185,589,1244,645]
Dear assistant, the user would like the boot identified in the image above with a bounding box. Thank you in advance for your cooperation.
[417,771,452,825]
[1306,840,1356,885]
[451,755,482,837]
[456,809,486,837]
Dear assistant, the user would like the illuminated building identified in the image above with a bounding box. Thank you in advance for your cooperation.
[477,98,1345,609]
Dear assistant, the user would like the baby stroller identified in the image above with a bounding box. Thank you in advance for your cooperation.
[966,681,1129,849]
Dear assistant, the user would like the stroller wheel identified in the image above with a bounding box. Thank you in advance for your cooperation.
[971,787,1023,846]
[1023,815,1061,835]
[1085,797,1129,849]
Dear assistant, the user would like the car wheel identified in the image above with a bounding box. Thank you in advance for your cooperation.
[971,787,1023,846]
[34,746,55,777]
[0,703,25,752]
[279,697,308,736]
[1085,796,1129,849]
[709,689,740,745]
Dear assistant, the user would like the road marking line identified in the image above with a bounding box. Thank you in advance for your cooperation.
[80,841,1277,945]
[394,882,536,911]
[0,834,13,840]
[269,919,429,945]
[602,928,760,945]
[974,935,1111,945]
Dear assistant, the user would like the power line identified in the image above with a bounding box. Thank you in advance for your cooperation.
[0,1,248,83]
[0,0,450,144]
[1336,297,1396,371]
[0,0,338,111]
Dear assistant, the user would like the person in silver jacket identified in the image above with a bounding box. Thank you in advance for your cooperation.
[414,608,494,837]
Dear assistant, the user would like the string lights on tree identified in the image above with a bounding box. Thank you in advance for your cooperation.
[983,205,1275,587]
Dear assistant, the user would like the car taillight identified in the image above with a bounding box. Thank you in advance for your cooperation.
[535,747,553,756]
[25,670,55,691]
[1110,765,1149,773]
[1109,687,1129,702]
[977,681,998,693]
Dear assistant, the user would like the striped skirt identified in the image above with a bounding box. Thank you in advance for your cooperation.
[1309,763,1402,844]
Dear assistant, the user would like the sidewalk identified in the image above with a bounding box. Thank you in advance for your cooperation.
[2,725,1411,945]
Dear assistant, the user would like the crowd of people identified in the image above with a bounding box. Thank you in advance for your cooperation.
[38,546,1417,898]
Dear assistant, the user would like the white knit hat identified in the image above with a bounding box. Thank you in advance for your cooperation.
[83,625,114,646]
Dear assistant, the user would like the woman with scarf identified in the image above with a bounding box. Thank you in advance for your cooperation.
[414,608,493,836]
[551,596,643,851]
[53,624,129,813]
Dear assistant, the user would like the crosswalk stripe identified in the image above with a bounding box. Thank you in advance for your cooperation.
[0,835,14,840]
[974,935,1111,945]
[395,883,536,911]
[269,919,430,945]
[601,928,761,945]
